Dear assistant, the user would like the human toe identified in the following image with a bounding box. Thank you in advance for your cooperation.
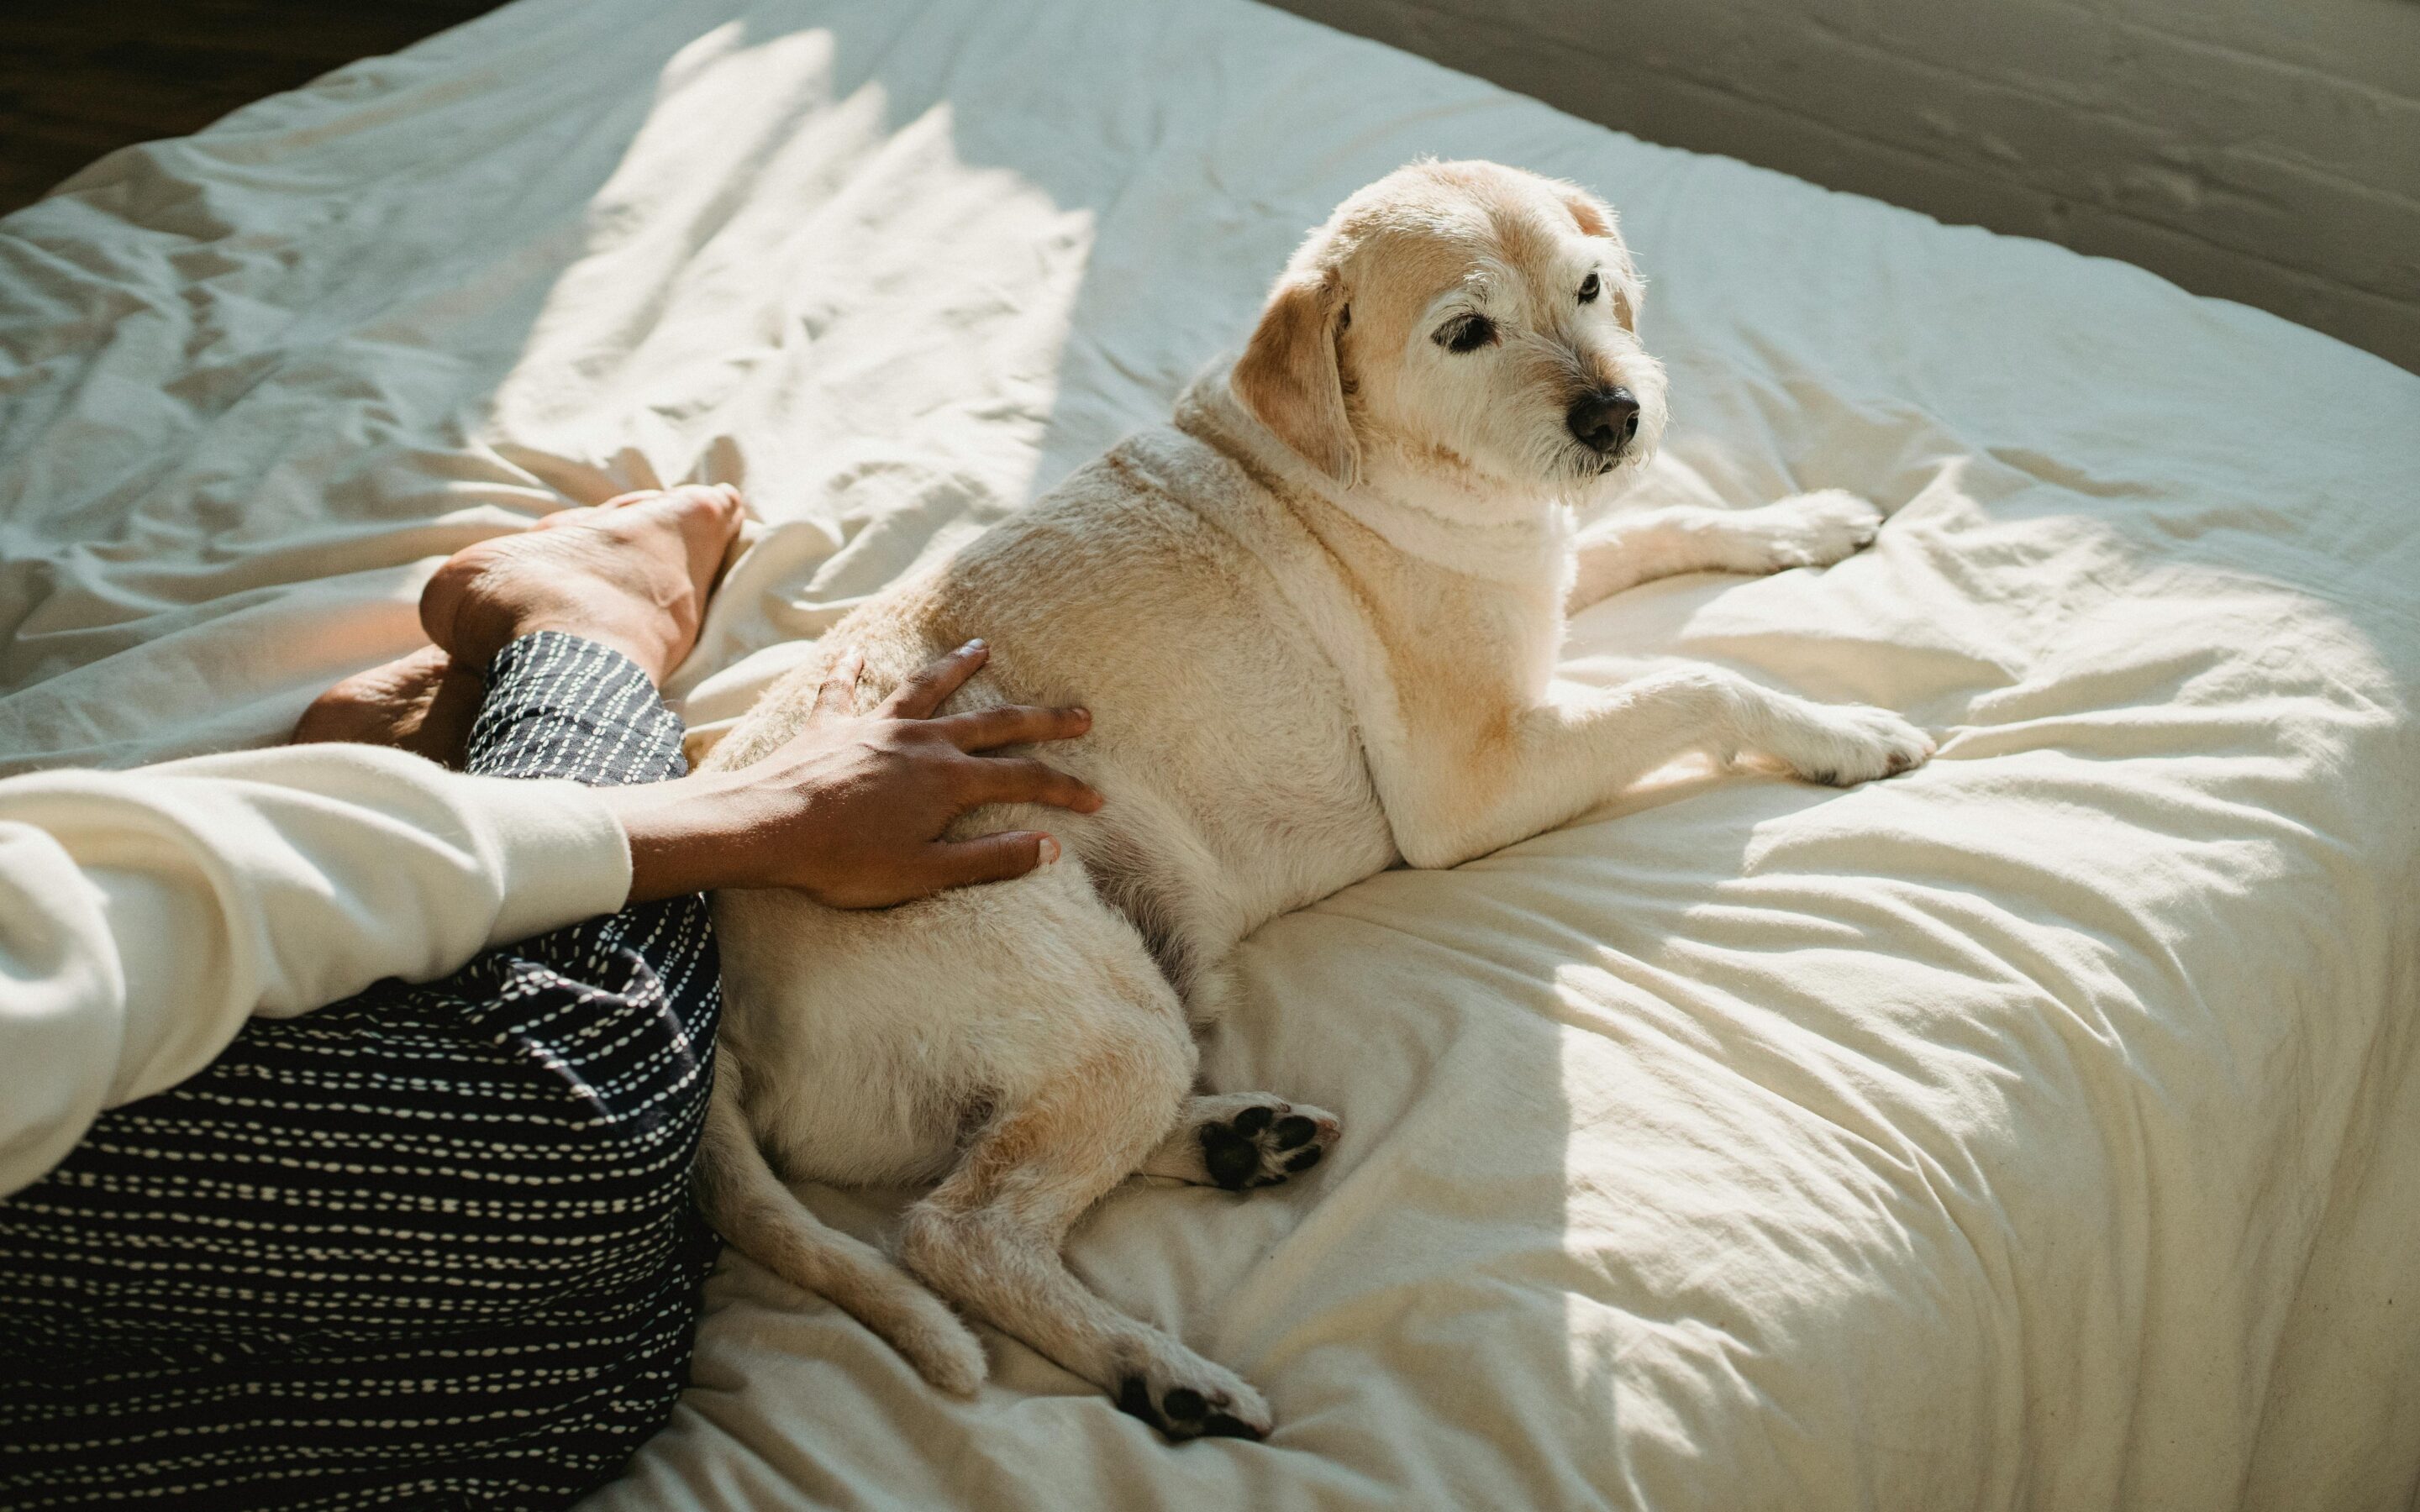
[629,483,745,596]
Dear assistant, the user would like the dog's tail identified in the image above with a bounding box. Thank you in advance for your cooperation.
[696,1062,987,1397]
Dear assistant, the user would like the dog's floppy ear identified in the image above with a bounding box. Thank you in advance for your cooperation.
[1560,185,1644,333]
[1560,186,1614,239]
[1233,268,1359,486]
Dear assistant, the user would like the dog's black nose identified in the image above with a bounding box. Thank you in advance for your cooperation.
[1567,388,1641,455]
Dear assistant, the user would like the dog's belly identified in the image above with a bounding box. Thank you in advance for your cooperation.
[1056,733,1398,1005]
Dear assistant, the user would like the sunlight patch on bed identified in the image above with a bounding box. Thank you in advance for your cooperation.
[479,21,1097,730]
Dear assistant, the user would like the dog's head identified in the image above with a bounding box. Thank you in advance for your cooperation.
[1232,160,1665,508]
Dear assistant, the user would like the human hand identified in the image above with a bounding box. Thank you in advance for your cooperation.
[598,640,1101,907]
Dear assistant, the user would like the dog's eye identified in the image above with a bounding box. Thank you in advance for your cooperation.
[1578,272,1602,304]
[1436,314,1496,353]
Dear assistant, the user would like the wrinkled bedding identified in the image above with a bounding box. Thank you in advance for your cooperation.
[3,0,2419,1506]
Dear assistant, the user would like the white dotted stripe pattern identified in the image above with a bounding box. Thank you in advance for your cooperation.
[0,634,723,1510]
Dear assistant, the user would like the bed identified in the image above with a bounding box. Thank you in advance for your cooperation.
[4,0,2419,1506]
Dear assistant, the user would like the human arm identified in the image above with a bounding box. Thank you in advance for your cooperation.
[0,639,1097,1197]
[598,640,1102,907]
[0,742,633,1196]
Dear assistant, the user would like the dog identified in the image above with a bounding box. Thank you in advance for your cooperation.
[694,159,1933,1441]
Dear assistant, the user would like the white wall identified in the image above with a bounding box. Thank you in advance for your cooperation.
[1266,0,2420,373]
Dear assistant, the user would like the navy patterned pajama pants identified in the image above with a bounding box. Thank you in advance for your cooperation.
[0,633,724,1510]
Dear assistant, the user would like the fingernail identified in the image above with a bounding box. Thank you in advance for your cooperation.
[962,638,986,652]
[1037,835,1060,865]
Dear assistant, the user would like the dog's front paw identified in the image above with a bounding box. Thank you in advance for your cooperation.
[1114,1352,1272,1442]
[1742,489,1884,571]
[1766,701,1935,787]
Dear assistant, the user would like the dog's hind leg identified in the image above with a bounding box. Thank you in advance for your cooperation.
[695,1065,989,1396]
[897,1022,1274,1441]
[1139,1093,1341,1191]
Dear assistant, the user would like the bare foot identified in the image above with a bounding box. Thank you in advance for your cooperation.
[293,646,487,765]
[420,483,745,684]
[292,485,746,765]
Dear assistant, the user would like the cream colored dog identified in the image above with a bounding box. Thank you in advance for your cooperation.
[697,160,1933,1441]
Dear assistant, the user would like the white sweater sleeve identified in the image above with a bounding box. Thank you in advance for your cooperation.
[0,743,634,1196]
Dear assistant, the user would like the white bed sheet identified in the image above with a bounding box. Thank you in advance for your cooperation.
[4,1,2419,1507]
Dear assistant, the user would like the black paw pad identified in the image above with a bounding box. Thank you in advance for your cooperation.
[1163,1387,1207,1420]
[1159,1384,1264,1442]
[1192,1099,1338,1194]
[1118,1375,1156,1425]
[1115,1377,1265,1442]
[1201,1411,1263,1440]
[1198,1120,1262,1191]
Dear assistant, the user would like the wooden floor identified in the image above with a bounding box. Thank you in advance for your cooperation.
[0,0,507,216]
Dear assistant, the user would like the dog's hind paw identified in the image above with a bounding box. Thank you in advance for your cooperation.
[1113,1352,1272,1442]
[1141,1093,1341,1192]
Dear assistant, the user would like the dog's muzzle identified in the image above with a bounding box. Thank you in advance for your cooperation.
[1566,387,1641,459]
